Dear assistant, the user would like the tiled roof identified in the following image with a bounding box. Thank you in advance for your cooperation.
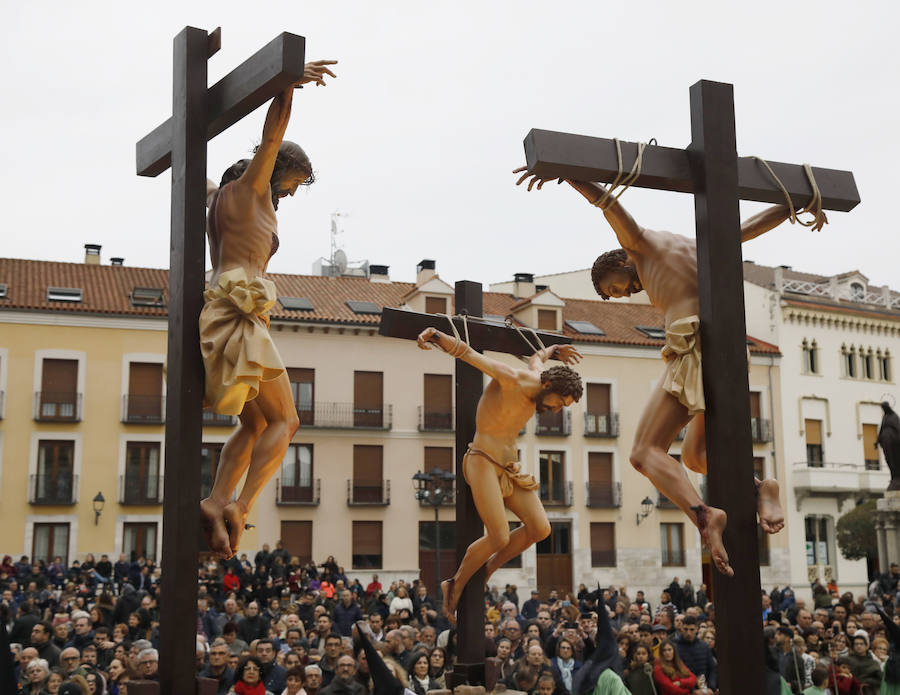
[0,257,779,354]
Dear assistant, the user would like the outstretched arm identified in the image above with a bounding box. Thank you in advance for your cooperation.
[740,205,793,242]
[512,168,648,254]
[239,60,338,197]
[417,328,519,385]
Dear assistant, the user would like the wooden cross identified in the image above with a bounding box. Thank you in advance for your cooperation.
[134,27,306,694]
[380,281,572,685]
[523,80,860,695]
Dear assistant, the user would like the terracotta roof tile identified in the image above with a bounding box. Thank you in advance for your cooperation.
[0,257,779,354]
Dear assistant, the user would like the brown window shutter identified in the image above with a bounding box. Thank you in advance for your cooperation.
[590,523,615,566]
[353,521,382,554]
[424,446,453,473]
[42,359,78,394]
[424,374,452,412]
[353,445,383,483]
[425,296,448,315]
[129,363,163,397]
[538,309,556,331]
[863,424,879,461]
[749,391,762,418]
[287,368,315,385]
[280,521,313,565]
[354,371,383,410]
[587,383,611,415]
[588,452,612,485]
[805,419,823,445]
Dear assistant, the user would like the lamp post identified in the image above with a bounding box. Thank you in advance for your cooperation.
[413,468,456,598]
[636,496,654,525]
[92,492,105,526]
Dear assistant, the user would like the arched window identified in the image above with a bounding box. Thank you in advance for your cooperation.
[880,350,893,382]
[861,348,875,380]
[850,282,865,302]
[802,339,819,375]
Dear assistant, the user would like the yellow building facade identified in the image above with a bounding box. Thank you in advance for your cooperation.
[0,255,788,601]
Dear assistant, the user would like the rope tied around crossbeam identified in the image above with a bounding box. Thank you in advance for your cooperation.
[434,313,471,358]
[751,157,827,230]
[505,316,547,356]
[591,138,656,211]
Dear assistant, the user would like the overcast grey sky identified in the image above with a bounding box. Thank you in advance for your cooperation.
[4,1,898,289]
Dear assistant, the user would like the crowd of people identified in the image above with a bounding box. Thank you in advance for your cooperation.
[4,546,900,695]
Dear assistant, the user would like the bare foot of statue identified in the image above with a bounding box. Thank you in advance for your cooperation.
[756,478,785,534]
[692,504,734,577]
[200,497,232,559]
[223,500,250,557]
[441,578,458,625]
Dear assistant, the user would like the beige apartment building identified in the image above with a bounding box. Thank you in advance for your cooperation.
[0,252,787,601]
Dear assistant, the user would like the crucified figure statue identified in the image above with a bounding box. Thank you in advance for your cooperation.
[416,327,583,619]
[198,59,337,559]
[513,169,814,575]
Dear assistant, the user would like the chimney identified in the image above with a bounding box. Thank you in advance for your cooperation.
[416,259,436,285]
[773,266,784,294]
[84,244,102,265]
[110,257,125,266]
[512,272,536,298]
[369,264,390,283]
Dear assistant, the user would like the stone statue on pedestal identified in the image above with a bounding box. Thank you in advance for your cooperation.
[878,401,900,491]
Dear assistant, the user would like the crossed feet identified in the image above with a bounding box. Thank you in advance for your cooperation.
[200,497,250,559]
[694,478,785,577]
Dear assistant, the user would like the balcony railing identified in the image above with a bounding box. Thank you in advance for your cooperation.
[297,403,393,430]
[865,458,881,471]
[540,480,574,507]
[751,417,772,443]
[347,479,391,505]
[119,474,163,504]
[202,409,238,427]
[122,395,165,424]
[536,410,571,436]
[34,392,82,422]
[418,406,454,432]
[656,490,679,510]
[583,412,619,438]
[276,478,321,505]
[29,474,78,505]
[585,482,622,508]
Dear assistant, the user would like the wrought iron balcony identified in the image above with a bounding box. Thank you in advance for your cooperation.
[119,474,163,504]
[751,417,772,443]
[418,406,454,432]
[540,480,574,507]
[585,482,622,508]
[122,395,165,424]
[656,490,679,510]
[583,412,619,438]
[276,478,321,505]
[29,474,78,505]
[535,410,571,436]
[298,403,393,430]
[34,392,82,422]
[202,409,238,427]
[347,479,391,505]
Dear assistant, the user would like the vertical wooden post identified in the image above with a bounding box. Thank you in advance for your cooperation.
[689,79,763,695]
[451,280,486,686]
[159,26,208,695]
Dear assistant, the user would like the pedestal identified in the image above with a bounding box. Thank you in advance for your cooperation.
[875,492,900,570]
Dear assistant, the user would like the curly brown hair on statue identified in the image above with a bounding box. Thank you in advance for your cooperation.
[591,248,635,300]
[539,365,583,401]
[220,159,251,187]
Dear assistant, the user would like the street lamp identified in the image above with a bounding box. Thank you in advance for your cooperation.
[413,468,457,598]
[636,496,654,525]
[92,492,105,525]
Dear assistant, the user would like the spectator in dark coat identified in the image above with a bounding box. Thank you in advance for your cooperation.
[237,601,269,644]
[522,590,542,621]
[333,591,363,637]
[198,640,235,695]
[30,621,60,668]
[257,638,288,693]
[674,616,716,689]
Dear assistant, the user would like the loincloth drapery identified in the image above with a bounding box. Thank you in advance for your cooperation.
[199,268,285,416]
[660,315,705,415]
[464,445,539,499]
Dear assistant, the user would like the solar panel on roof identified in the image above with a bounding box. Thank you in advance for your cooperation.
[565,319,605,335]
[131,287,165,307]
[0,283,7,299]
[280,296,314,311]
[346,300,381,315]
[636,326,666,339]
[47,287,82,303]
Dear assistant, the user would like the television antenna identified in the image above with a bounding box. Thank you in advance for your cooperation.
[330,212,349,272]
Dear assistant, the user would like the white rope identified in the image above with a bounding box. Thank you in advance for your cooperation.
[505,316,547,355]
[751,157,826,230]
[436,314,470,358]
[592,138,653,211]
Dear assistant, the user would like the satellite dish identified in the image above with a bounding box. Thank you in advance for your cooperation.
[334,249,348,274]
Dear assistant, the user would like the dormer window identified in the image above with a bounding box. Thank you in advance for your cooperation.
[425,296,448,315]
[850,282,865,302]
[537,309,558,332]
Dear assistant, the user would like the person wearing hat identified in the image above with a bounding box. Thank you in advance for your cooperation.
[844,630,883,691]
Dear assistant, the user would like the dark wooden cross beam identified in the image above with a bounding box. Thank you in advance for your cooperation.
[380,282,571,686]
[523,81,859,695]
[134,27,305,695]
